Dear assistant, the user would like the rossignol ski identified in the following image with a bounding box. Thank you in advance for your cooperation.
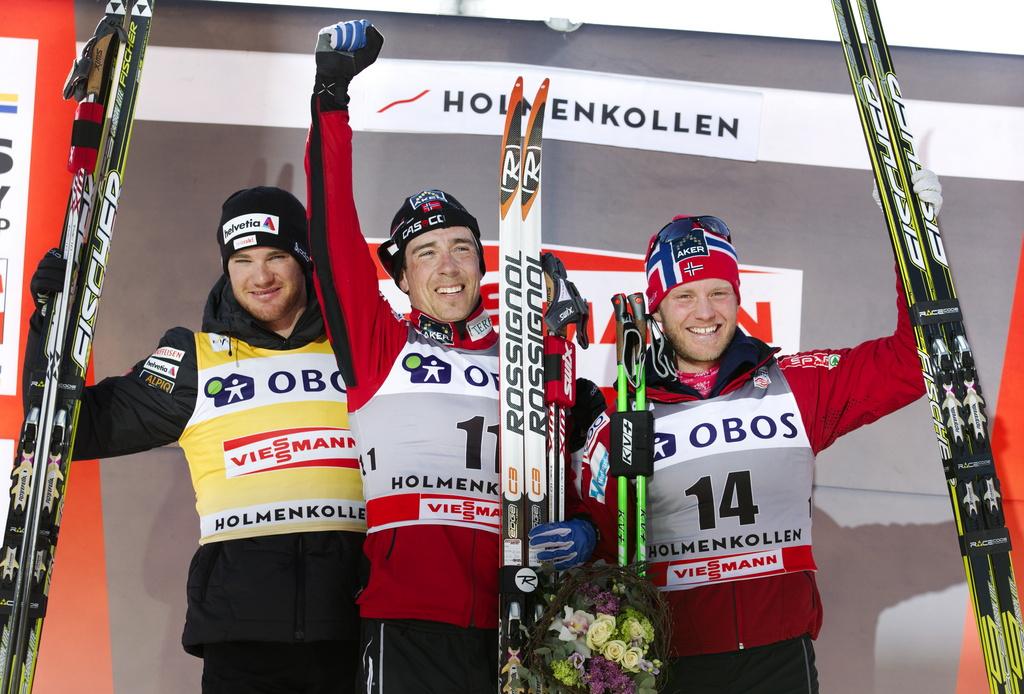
[0,2,154,692]
[610,293,654,572]
[498,76,551,693]
[831,1,1024,691]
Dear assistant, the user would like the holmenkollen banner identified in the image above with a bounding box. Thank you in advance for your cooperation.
[349,61,764,161]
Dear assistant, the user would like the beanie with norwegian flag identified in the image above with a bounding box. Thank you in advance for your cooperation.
[644,215,740,312]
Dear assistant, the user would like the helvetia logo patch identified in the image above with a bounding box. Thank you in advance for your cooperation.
[222,213,280,244]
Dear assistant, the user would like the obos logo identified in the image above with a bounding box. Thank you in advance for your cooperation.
[653,432,677,461]
[402,353,452,384]
[205,374,256,407]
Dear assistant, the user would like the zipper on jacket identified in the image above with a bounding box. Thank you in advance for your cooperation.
[468,532,477,627]
[295,535,306,641]
[732,583,744,650]
[384,529,397,560]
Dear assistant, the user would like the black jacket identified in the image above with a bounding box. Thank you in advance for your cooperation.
[28,277,363,655]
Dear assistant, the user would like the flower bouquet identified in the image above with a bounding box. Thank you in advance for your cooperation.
[523,562,670,694]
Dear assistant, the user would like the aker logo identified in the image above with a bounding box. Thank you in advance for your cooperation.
[670,229,710,262]
[205,373,256,407]
[223,427,358,478]
[408,190,447,208]
[402,353,452,384]
[653,432,676,461]
[417,315,454,345]
[222,213,279,244]
[419,496,500,528]
[779,352,841,370]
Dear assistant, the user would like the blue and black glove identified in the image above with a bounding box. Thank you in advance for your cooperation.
[528,518,597,570]
[315,19,384,109]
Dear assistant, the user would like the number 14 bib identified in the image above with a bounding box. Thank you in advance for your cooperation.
[645,364,817,591]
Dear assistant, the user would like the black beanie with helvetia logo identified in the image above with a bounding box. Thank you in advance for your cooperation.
[216,186,311,273]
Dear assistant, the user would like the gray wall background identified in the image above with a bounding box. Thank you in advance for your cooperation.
[70,1,1024,692]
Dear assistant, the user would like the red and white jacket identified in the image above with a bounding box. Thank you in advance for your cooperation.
[571,285,924,656]
[306,97,501,628]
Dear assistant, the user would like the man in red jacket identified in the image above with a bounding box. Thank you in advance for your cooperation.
[305,19,593,694]
[573,214,928,693]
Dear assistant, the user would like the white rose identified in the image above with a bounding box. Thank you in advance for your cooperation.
[621,647,643,673]
[586,614,617,649]
[603,640,628,663]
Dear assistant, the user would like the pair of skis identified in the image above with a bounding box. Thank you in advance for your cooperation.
[831,1,1024,692]
[497,77,587,693]
[0,2,154,692]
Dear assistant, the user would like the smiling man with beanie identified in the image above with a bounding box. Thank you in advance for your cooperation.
[26,186,365,693]
[570,213,928,694]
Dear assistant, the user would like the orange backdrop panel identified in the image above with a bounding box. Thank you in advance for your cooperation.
[0,1,113,692]
[957,236,1024,693]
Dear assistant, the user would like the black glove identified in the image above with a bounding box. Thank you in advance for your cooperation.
[568,377,607,453]
[314,20,384,109]
[30,248,67,311]
[541,252,590,348]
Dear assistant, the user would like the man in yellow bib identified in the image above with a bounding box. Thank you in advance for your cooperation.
[27,187,366,693]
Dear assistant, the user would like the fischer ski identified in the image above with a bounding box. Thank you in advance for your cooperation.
[0,2,155,692]
[831,0,1024,691]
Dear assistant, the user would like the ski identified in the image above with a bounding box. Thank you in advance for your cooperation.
[498,76,550,693]
[830,1,1024,691]
[0,2,155,692]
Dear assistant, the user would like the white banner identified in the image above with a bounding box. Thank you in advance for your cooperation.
[350,60,763,161]
[0,38,37,396]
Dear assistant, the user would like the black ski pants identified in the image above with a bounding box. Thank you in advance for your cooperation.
[664,635,820,694]
[359,618,497,694]
[201,640,359,694]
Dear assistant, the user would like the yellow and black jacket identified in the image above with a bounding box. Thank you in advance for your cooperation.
[46,276,365,654]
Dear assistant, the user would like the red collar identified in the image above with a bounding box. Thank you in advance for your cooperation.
[409,303,497,350]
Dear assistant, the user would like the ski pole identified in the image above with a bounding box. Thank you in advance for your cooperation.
[627,292,649,571]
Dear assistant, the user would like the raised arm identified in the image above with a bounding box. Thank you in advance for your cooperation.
[305,21,405,407]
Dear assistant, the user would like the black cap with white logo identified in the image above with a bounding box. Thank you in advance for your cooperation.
[217,186,311,273]
[377,189,485,283]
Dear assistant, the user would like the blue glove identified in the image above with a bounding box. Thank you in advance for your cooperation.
[320,19,369,52]
[529,518,597,570]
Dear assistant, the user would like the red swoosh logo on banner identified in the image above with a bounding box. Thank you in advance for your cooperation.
[377,89,431,113]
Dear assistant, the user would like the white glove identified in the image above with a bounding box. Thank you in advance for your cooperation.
[872,167,943,216]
